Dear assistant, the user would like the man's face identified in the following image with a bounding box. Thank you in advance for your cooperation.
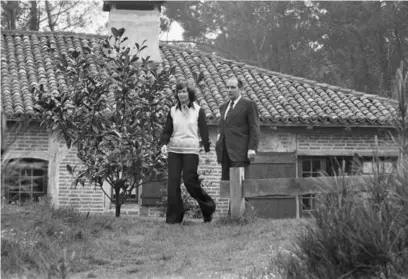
[226,78,240,100]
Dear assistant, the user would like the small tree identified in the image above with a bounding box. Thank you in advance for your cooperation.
[34,28,175,217]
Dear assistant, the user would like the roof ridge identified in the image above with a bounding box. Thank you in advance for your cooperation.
[2,29,397,104]
[224,58,397,104]
[161,42,396,104]
[1,29,105,39]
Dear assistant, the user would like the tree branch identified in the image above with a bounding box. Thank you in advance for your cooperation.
[99,180,113,202]
[164,40,258,66]
[45,1,54,31]
[50,1,80,18]
[51,1,64,28]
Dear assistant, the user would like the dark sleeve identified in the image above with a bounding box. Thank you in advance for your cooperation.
[247,101,260,151]
[198,108,210,152]
[160,110,173,145]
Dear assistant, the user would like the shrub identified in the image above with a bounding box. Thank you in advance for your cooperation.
[1,198,109,278]
[275,63,408,279]
[276,161,408,279]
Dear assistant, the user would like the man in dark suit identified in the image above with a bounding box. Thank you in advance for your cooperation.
[215,77,261,180]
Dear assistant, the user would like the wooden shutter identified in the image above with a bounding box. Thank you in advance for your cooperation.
[141,181,166,206]
[245,152,297,179]
[245,152,297,219]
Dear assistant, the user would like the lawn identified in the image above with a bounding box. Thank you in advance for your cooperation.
[1,201,305,279]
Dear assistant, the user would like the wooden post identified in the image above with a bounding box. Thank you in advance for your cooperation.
[295,195,300,219]
[229,167,245,218]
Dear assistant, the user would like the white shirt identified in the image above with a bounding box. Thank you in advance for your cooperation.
[224,95,241,120]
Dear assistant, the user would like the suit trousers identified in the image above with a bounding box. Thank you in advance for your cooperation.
[166,152,216,223]
[221,140,249,181]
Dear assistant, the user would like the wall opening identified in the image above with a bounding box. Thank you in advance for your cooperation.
[297,155,398,215]
[3,158,48,203]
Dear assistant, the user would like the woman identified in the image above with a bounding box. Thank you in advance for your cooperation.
[161,82,216,224]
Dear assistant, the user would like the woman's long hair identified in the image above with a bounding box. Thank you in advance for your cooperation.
[175,82,197,109]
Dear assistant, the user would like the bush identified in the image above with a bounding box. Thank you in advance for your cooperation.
[1,198,116,278]
[275,63,408,279]
[275,159,408,279]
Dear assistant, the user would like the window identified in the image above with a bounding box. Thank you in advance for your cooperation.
[327,156,355,176]
[4,158,48,203]
[111,184,139,204]
[362,160,395,174]
[299,156,366,177]
[301,157,326,177]
[301,194,316,211]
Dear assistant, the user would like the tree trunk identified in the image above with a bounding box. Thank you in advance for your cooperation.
[283,20,293,74]
[115,187,121,217]
[29,1,38,31]
[8,1,19,30]
[45,1,55,31]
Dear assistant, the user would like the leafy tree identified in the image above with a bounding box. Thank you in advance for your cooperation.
[393,62,408,159]
[1,0,102,32]
[34,28,175,217]
[163,1,408,96]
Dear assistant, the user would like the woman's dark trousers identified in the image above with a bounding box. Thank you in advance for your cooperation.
[166,152,216,224]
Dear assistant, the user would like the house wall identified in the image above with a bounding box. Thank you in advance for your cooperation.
[4,122,49,160]
[4,122,399,218]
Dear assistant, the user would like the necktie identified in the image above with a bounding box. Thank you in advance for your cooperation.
[225,100,234,120]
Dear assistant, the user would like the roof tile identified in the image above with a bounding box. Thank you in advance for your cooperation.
[1,30,399,126]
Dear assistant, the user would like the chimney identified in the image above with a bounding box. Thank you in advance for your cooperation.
[102,1,164,63]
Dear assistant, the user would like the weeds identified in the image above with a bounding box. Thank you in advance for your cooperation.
[1,198,114,278]
[274,63,408,279]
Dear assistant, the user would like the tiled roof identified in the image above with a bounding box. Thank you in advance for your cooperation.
[1,30,398,127]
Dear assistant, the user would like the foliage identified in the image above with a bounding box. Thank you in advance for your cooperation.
[2,199,302,278]
[1,0,102,32]
[392,62,408,157]
[1,197,117,278]
[163,1,408,96]
[34,27,174,217]
[275,64,408,279]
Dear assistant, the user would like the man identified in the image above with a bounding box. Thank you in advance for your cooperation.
[215,77,260,180]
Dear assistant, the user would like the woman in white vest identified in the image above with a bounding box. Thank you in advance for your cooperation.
[161,82,216,224]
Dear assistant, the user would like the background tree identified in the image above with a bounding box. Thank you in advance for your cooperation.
[34,28,175,217]
[162,1,408,97]
[1,0,102,32]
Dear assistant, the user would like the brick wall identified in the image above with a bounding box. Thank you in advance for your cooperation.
[297,127,398,156]
[198,150,227,217]
[5,121,49,155]
[58,146,106,213]
[4,122,399,219]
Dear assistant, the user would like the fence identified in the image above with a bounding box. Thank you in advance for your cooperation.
[220,167,378,218]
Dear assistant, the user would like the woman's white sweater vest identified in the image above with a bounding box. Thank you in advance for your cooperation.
[167,103,201,155]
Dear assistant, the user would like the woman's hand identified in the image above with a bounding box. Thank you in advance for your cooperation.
[161,145,168,155]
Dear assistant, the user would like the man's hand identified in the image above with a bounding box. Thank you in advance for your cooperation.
[161,145,168,155]
[216,133,220,141]
[247,149,256,161]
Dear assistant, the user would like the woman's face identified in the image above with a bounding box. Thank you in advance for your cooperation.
[177,87,189,103]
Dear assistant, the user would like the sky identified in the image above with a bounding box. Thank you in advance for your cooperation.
[160,21,184,41]
[79,1,184,41]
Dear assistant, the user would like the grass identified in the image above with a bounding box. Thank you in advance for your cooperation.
[1,200,304,279]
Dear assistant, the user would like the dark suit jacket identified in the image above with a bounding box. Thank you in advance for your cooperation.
[215,97,260,164]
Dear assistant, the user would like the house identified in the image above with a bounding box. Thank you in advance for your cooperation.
[1,1,399,218]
